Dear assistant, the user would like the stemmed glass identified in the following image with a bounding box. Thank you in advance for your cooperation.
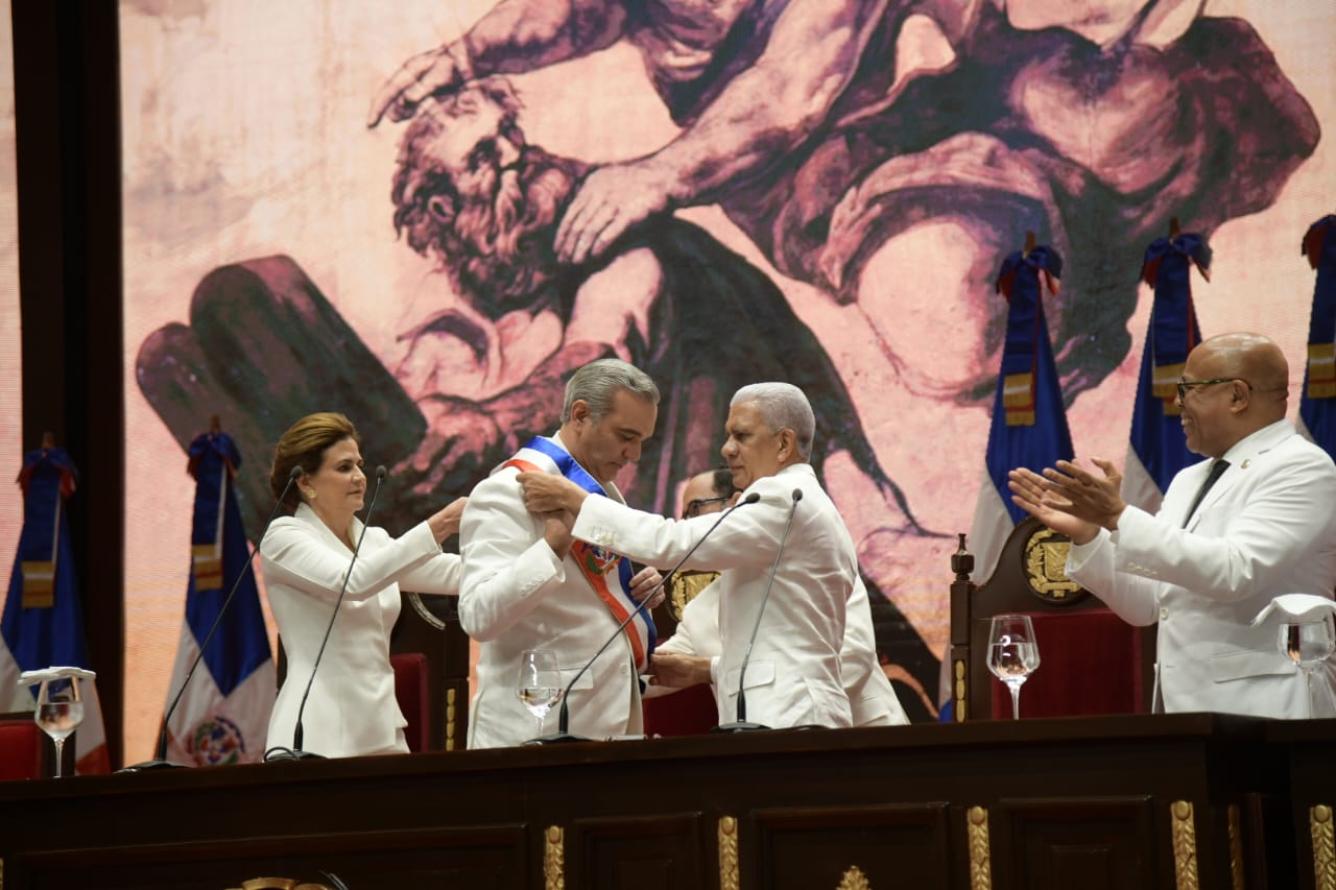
[27,670,90,778]
[1280,613,1336,717]
[987,614,1041,720]
[515,649,562,736]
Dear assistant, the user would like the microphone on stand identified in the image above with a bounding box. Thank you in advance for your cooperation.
[715,488,802,733]
[265,465,388,762]
[120,465,304,772]
[529,492,762,744]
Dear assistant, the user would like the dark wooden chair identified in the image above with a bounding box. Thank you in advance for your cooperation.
[948,517,1156,721]
[390,651,431,753]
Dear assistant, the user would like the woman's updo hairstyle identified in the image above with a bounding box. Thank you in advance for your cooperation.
[269,412,360,512]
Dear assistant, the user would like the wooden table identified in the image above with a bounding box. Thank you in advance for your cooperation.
[2,714,1332,890]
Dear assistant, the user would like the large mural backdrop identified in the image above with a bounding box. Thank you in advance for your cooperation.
[121,0,1335,754]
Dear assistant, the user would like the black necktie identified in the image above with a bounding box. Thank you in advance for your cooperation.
[1182,459,1229,527]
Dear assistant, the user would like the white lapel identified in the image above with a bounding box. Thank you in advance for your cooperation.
[294,502,360,556]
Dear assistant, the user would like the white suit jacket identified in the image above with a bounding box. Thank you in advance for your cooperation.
[260,504,460,757]
[1068,420,1336,718]
[458,440,643,748]
[655,575,909,726]
[573,463,855,728]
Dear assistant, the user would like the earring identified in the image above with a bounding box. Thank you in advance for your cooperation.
[304,489,317,501]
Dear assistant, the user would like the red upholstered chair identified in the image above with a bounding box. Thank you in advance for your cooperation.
[948,518,1155,721]
[643,683,718,737]
[0,711,48,781]
[391,652,431,753]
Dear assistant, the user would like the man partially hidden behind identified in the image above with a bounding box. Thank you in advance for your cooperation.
[1010,333,1336,717]
[459,358,665,747]
[521,382,861,729]
[655,468,909,726]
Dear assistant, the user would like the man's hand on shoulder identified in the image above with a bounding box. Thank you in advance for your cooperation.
[554,159,680,265]
[519,471,588,516]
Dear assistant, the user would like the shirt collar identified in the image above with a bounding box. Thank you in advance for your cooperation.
[1220,418,1294,465]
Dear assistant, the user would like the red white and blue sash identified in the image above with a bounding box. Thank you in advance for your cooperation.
[498,436,656,670]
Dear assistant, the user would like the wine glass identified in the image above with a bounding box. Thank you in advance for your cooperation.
[515,649,562,735]
[1280,613,1336,717]
[32,673,88,778]
[987,614,1041,720]
[1252,594,1336,718]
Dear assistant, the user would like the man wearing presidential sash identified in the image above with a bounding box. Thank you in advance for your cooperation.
[458,359,664,747]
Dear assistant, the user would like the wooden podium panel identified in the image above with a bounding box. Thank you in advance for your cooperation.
[0,714,1328,890]
[751,803,951,889]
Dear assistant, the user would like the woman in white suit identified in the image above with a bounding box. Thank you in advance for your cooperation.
[260,412,465,758]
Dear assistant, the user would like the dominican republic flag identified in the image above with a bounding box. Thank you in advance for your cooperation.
[968,243,1075,581]
[0,447,110,774]
[1121,233,1212,512]
[161,431,274,765]
[1299,215,1336,459]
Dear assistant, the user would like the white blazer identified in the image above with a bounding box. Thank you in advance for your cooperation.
[1068,420,1336,718]
[260,504,460,757]
[573,463,855,729]
[458,444,644,749]
[655,575,909,726]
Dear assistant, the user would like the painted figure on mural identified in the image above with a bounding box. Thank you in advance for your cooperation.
[370,0,1316,399]
[385,77,922,523]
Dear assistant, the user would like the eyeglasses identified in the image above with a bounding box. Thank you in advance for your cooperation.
[684,495,731,518]
[1175,378,1249,400]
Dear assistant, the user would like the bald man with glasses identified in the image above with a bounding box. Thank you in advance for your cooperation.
[1009,333,1336,718]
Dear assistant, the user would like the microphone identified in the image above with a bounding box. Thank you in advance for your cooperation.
[265,464,388,761]
[529,492,761,744]
[120,465,304,772]
[715,488,802,733]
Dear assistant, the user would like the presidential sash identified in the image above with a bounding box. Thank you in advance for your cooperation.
[498,436,656,670]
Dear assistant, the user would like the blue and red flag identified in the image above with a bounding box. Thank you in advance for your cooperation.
[0,446,110,773]
[1299,215,1336,459]
[162,431,274,765]
[968,243,1074,580]
[1122,233,1212,512]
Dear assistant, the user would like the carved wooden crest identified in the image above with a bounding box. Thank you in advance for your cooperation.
[1023,527,1084,603]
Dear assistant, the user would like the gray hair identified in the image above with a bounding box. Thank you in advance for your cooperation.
[730,382,815,459]
[562,358,660,422]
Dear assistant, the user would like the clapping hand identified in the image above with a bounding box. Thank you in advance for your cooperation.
[1008,457,1126,543]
